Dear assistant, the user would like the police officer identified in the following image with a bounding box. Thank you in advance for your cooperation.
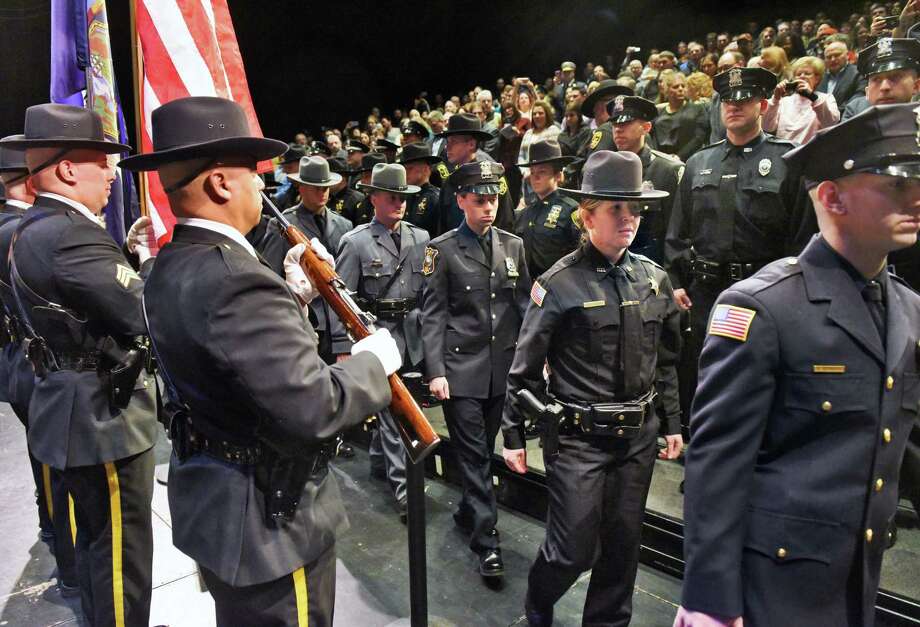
[503,151,683,627]
[582,80,633,156]
[347,153,388,226]
[400,119,429,146]
[396,142,442,237]
[842,37,920,121]
[421,160,530,579]
[272,143,307,211]
[435,113,514,234]
[337,163,429,521]
[122,96,399,627]
[664,67,810,425]
[328,157,365,220]
[261,156,354,364]
[610,95,685,264]
[2,104,159,626]
[374,138,399,163]
[675,103,920,627]
[345,138,370,176]
[0,137,79,593]
[513,138,580,278]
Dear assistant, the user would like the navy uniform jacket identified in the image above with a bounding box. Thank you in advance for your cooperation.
[145,225,391,586]
[436,156,514,235]
[261,204,353,355]
[0,201,31,413]
[682,236,920,625]
[502,245,681,449]
[631,144,684,264]
[512,188,580,279]
[585,120,615,156]
[664,133,809,289]
[335,219,430,364]
[405,182,440,238]
[330,185,365,221]
[12,195,157,469]
[421,224,530,398]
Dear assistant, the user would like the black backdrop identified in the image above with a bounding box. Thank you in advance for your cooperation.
[3,0,858,144]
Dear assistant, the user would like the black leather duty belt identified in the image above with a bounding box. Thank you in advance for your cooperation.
[372,298,416,320]
[691,258,769,285]
[556,389,657,438]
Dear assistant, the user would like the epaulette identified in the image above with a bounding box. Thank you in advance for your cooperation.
[541,248,583,284]
[649,148,683,164]
[743,257,803,295]
[405,222,428,234]
[765,135,797,148]
[340,222,372,241]
[493,226,522,241]
[697,139,726,152]
[630,251,663,270]
[430,229,459,246]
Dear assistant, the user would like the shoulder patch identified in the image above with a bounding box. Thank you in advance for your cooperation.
[115,263,140,289]
[530,280,547,307]
[589,130,603,149]
[499,176,508,195]
[422,246,438,275]
[436,163,450,179]
[708,304,756,342]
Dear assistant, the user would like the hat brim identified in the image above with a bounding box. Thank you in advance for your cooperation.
[720,89,769,102]
[0,165,29,173]
[859,162,920,179]
[356,182,421,195]
[517,155,577,168]
[864,60,920,76]
[288,171,343,187]
[558,186,669,201]
[456,183,501,195]
[119,136,288,171]
[397,155,442,165]
[1,137,131,155]
[435,129,493,141]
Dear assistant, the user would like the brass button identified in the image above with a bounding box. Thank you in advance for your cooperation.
[492,314,496,319]
[491,335,496,341]
[821,400,832,412]
[886,376,894,390]
[490,272,495,277]
[776,547,787,559]
[616,429,624,436]
[883,428,892,443]
[865,528,874,543]
[875,478,884,492]
[466,285,471,291]
[454,347,459,352]
[491,293,496,299]
[617,414,625,422]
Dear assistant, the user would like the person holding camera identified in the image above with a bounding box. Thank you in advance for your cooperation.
[763,56,840,144]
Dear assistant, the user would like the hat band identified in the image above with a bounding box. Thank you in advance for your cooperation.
[28,148,71,176]
[585,188,644,196]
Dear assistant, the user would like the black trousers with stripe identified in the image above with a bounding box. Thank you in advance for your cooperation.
[64,446,154,627]
[200,543,336,627]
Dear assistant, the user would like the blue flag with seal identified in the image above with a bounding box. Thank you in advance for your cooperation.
[50,0,138,245]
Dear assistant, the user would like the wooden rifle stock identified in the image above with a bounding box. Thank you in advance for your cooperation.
[261,192,440,464]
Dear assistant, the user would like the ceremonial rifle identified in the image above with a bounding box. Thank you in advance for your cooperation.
[261,192,440,464]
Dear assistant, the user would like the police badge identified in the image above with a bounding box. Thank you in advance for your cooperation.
[758,158,772,176]
[612,95,625,113]
[505,257,520,278]
[417,197,428,214]
[878,37,893,58]
[499,177,508,195]
[728,68,743,88]
[422,246,438,276]
[544,205,562,228]
[480,161,494,179]
[648,276,659,296]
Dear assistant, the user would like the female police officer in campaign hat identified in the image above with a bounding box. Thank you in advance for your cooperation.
[502,150,683,626]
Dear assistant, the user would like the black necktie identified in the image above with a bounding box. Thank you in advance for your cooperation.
[717,146,741,248]
[479,232,492,262]
[862,280,886,347]
[391,229,401,253]
[613,266,642,398]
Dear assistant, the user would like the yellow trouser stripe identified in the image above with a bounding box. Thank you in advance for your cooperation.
[292,567,309,627]
[42,464,53,518]
[68,494,77,546]
[104,462,125,627]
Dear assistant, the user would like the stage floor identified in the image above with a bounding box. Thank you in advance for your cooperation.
[0,404,682,627]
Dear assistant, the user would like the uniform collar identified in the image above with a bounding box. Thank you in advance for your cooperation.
[583,241,636,280]
[723,132,766,159]
[37,192,103,227]
[176,217,257,258]
[458,220,491,243]
[3,199,30,212]
[814,235,889,294]
[637,143,652,168]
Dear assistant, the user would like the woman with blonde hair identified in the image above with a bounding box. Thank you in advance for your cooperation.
[763,55,839,143]
[518,100,562,204]
[758,45,791,80]
[685,71,714,103]
[651,71,708,160]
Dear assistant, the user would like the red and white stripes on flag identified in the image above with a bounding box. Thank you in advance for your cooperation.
[134,0,268,245]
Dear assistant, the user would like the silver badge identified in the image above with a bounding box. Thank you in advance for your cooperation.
[613,95,625,113]
[877,37,893,58]
[758,158,772,176]
[479,161,494,179]
[728,68,743,88]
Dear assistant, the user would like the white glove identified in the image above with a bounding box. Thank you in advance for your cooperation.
[352,327,402,376]
[283,239,334,304]
[126,216,158,264]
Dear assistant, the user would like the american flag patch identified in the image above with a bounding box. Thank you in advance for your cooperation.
[708,304,756,342]
[531,281,547,307]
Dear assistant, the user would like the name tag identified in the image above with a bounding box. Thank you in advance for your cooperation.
[582,300,606,308]
[813,364,846,374]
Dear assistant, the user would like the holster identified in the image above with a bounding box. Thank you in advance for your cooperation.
[22,336,51,377]
[97,336,148,410]
[259,450,329,526]
[516,388,564,459]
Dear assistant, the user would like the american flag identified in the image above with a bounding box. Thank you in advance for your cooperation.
[133,0,270,246]
[708,304,757,342]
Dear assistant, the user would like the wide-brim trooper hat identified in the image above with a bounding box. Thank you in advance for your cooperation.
[0,135,29,172]
[356,163,420,195]
[287,155,343,187]
[580,80,633,118]
[120,97,286,171]
[396,142,442,165]
[559,150,669,200]
[1,103,130,154]
[783,102,920,183]
[354,152,388,173]
[517,138,576,168]
[435,113,492,141]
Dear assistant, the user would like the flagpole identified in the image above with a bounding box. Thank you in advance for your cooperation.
[128,0,148,218]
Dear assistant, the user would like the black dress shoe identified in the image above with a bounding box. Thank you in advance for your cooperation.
[59,581,80,598]
[525,593,554,626]
[478,548,504,577]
